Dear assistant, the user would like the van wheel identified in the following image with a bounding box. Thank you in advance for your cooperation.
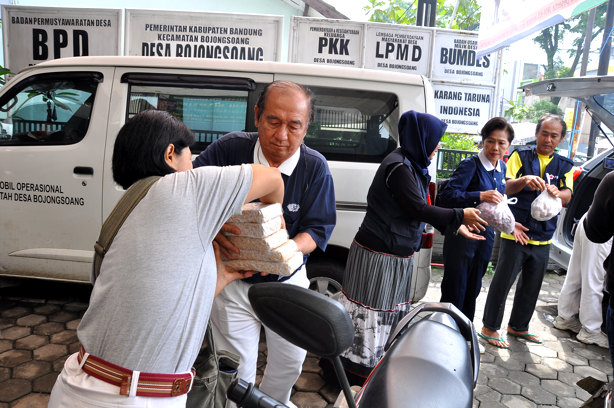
[309,276,342,298]
[306,258,345,285]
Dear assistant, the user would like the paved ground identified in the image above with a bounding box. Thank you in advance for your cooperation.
[0,268,611,407]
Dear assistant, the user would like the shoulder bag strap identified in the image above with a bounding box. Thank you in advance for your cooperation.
[93,176,161,278]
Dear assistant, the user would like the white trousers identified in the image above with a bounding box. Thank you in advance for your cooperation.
[210,269,309,405]
[558,214,613,333]
[48,352,187,408]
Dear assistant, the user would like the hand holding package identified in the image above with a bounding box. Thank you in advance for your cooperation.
[476,195,516,234]
[530,189,562,221]
[223,203,303,276]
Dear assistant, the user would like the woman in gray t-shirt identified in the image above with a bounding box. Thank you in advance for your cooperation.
[49,110,284,408]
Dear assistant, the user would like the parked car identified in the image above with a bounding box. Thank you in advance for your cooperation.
[522,76,614,270]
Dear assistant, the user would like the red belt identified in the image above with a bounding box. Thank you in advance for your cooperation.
[77,346,195,397]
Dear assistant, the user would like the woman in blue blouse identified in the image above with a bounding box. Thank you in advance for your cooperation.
[439,117,514,322]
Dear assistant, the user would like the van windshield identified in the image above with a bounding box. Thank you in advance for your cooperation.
[0,73,99,146]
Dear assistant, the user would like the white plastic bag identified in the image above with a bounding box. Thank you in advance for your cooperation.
[531,189,562,221]
[476,195,516,234]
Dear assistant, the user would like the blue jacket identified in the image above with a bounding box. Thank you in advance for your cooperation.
[438,154,507,208]
[509,147,573,241]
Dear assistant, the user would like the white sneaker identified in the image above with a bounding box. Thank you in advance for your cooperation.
[553,315,582,333]
[577,328,609,349]
[478,342,485,354]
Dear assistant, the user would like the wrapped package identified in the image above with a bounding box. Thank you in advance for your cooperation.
[476,195,516,234]
[531,189,562,221]
[224,251,304,276]
[226,216,283,238]
[226,229,289,252]
[227,202,283,224]
[223,202,301,276]
[223,239,299,262]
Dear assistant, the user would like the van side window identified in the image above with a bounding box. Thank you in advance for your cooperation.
[0,73,100,146]
[123,73,254,155]
[306,87,399,163]
[128,86,248,154]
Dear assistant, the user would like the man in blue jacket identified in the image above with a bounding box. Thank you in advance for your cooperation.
[479,114,574,348]
[193,81,336,406]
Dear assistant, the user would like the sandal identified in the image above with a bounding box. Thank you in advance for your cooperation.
[507,331,542,344]
[477,332,510,349]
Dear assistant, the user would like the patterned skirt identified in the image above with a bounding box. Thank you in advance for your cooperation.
[338,240,415,378]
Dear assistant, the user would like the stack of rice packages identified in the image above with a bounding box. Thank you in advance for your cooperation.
[222,202,304,276]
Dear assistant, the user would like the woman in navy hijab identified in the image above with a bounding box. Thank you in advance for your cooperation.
[337,110,486,383]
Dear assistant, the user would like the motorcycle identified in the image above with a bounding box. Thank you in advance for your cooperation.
[227,282,480,408]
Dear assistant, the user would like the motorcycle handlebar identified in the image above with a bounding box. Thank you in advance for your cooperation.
[227,378,289,408]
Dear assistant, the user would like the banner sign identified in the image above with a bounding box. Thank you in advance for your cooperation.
[125,9,283,61]
[432,82,494,134]
[364,23,432,75]
[289,17,364,68]
[290,18,498,133]
[1,5,121,73]
[432,30,496,85]
[477,0,607,57]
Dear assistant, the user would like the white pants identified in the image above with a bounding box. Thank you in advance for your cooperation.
[210,269,309,405]
[48,352,187,408]
[558,214,613,333]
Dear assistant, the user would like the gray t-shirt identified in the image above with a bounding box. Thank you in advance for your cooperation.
[77,164,252,373]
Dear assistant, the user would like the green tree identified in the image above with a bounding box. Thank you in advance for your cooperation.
[533,4,607,79]
[364,0,480,30]
[527,100,563,122]
[441,132,478,151]
[566,3,606,77]
[504,100,530,122]
[533,23,569,79]
[437,0,481,31]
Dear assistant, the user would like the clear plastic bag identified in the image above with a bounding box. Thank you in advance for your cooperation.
[530,189,562,221]
[476,195,517,234]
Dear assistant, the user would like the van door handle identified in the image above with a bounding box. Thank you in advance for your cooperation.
[74,166,94,175]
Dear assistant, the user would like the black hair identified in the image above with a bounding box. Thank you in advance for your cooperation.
[536,114,567,138]
[480,117,515,143]
[112,110,195,189]
[255,81,315,123]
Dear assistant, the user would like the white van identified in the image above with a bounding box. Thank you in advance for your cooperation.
[0,56,435,300]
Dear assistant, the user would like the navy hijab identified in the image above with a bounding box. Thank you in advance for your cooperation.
[398,110,448,180]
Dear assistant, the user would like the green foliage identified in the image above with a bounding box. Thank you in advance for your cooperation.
[441,132,478,151]
[0,66,12,86]
[364,0,480,30]
[364,0,414,24]
[533,24,568,78]
[436,0,481,31]
[527,100,563,122]
[504,100,530,122]
[505,99,562,124]
[532,4,607,80]
[436,133,478,179]
[566,3,607,76]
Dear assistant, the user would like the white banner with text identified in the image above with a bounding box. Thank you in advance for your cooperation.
[432,82,494,134]
[289,17,364,68]
[125,9,283,61]
[1,5,121,73]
